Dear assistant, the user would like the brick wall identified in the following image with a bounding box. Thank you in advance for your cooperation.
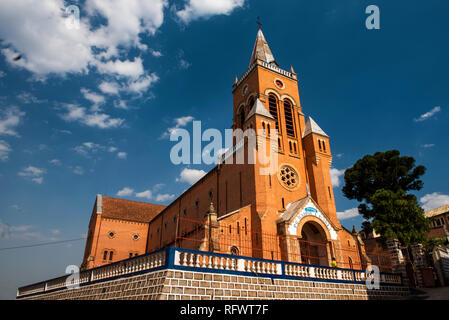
[18,247,408,300]
[19,269,408,301]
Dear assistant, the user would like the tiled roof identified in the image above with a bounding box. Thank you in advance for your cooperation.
[278,196,309,222]
[101,196,166,223]
[425,204,449,218]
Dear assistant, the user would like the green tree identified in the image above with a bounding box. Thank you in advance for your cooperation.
[342,150,429,245]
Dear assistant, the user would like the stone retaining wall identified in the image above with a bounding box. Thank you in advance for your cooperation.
[20,268,408,300]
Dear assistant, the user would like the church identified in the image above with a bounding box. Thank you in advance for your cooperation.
[81,28,370,272]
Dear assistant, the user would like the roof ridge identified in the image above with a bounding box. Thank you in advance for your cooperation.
[102,195,166,207]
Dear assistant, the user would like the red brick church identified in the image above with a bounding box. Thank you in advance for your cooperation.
[81,28,370,271]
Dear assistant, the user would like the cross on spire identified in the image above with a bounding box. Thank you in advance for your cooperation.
[256,16,262,29]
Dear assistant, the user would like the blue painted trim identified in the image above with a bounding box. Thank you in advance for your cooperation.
[17,247,404,299]
[17,247,167,291]
[17,264,169,299]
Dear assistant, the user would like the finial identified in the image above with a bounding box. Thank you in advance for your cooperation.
[352,225,358,235]
[290,65,296,74]
[256,16,262,29]
[234,76,238,84]
[208,202,216,214]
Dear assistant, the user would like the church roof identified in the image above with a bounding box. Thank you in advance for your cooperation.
[277,195,341,231]
[278,196,310,222]
[100,196,166,223]
[246,98,275,121]
[249,28,277,66]
[302,117,329,138]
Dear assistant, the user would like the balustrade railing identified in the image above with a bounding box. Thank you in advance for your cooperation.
[17,247,402,298]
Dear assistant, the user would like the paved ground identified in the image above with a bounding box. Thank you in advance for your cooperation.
[407,287,449,300]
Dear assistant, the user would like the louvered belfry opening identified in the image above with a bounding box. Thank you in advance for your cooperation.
[268,94,279,130]
[284,99,295,137]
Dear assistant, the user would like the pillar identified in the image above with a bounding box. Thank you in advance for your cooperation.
[386,238,409,287]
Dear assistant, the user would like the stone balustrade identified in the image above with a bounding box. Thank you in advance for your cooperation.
[17,247,402,298]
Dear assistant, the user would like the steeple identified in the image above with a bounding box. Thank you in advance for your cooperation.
[249,28,277,67]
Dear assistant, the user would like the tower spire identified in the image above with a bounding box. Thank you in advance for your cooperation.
[249,27,277,67]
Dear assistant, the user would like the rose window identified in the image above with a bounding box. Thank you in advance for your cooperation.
[278,165,299,190]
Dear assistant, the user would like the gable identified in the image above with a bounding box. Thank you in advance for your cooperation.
[279,197,338,240]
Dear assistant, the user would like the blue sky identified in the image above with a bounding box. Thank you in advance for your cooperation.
[0,0,448,299]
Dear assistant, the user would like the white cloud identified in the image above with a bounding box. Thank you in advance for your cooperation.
[73,166,84,175]
[176,168,207,185]
[108,146,118,153]
[153,183,165,192]
[0,140,12,161]
[0,220,33,239]
[0,0,167,79]
[136,190,153,200]
[176,0,245,23]
[160,115,194,139]
[0,70,5,78]
[49,159,61,166]
[117,152,127,159]
[114,100,129,110]
[421,144,435,148]
[337,208,359,220]
[74,142,103,156]
[0,106,25,137]
[17,92,46,104]
[0,220,56,241]
[60,104,124,129]
[330,168,345,187]
[420,192,449,211]
[179,59,191,70]
[150,49,163,57]
[81,88,105,108]
[99,81,120,95]
[94,58,145,79]
[117,187,134,197]
[155,193,175,202]
[125,74,159,94]
[18,166,45,184]
[414,106,441,122]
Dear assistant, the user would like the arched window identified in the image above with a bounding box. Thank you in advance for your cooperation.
[348,257,353,269]
[283,99,295,137]
[240,107,245,128]
[268,94,279,131]
[248,96,255,109]
[109,251,114,261]
[318,139,322,151]
[322,140,326,152]
[230,246,239,256]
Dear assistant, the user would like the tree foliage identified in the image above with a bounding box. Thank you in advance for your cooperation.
[342,150,428,245]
